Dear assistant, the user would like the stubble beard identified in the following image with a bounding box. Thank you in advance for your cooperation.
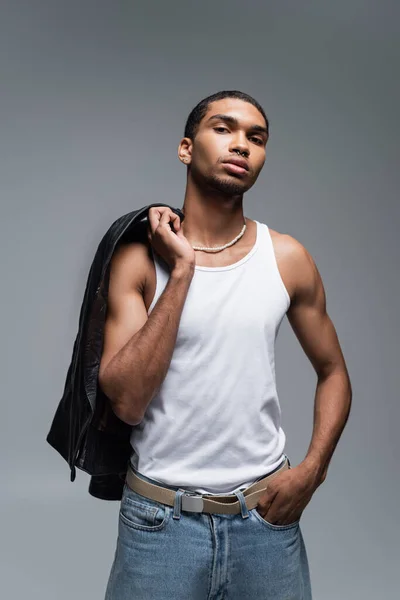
[193,165,251,198]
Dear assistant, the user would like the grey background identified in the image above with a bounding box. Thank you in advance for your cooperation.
[1,1,399,598]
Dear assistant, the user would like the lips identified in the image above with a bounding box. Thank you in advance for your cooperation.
[222,157,249,171]
[223,163,247,175]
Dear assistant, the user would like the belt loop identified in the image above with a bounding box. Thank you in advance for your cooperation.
[173,488,186,520]
[232,489,250,519]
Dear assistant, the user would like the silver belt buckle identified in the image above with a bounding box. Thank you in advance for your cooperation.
[181,492,204,513]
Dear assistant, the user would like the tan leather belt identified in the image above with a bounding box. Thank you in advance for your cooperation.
[125,457,290,515]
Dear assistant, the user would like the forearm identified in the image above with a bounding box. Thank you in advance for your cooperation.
[104,266,194,424]
[301,368,352,484]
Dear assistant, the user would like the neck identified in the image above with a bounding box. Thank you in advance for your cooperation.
[180,179,246,248]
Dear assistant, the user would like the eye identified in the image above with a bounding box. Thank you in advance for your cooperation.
[214,127,263,145]
[250,137,263,145]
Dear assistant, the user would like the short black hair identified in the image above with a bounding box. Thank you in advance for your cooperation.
[184,90,269,141]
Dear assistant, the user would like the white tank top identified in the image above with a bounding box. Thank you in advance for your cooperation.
[129,219,291,495]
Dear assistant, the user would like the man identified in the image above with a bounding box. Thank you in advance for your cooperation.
[99,90,352,599]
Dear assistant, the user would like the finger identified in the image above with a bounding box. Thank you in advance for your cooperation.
[169,212,180,233]
[147,207,162,235]
[258,486,277,511]
[264,491,295,523]
[160,209,180,233]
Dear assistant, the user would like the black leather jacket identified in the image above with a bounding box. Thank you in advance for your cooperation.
[46,203,185,501]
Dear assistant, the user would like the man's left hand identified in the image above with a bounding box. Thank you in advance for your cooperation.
[255,463,321,526]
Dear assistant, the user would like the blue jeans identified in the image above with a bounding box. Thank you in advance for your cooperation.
[105,456,312,599]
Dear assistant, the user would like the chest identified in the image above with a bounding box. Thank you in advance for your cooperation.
[143,234,295,314]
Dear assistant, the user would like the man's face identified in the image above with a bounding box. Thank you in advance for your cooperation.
[182,98,268,196]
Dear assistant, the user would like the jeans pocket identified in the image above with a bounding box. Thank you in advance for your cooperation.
[119,483,171,531]
[252,508,300,530]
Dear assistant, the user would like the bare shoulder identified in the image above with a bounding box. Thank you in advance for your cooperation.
[109,238,152,294]
[268,227,323,305]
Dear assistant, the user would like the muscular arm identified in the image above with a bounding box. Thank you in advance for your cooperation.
[98,242,194,426]
[285,237,353,484]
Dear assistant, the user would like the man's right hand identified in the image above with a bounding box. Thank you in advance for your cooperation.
[147,206,195,272]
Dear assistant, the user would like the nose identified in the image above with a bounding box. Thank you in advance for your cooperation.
[230,134,250,158]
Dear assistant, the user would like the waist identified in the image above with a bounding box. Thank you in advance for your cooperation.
[129,453,289,497]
